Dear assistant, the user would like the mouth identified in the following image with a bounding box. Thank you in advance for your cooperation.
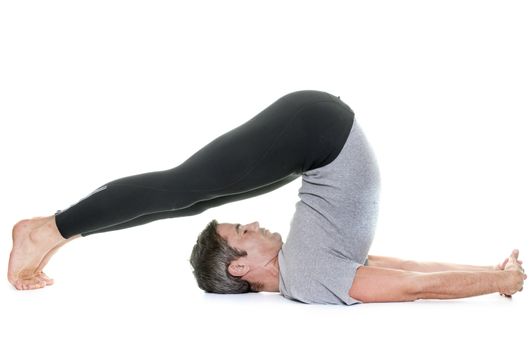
[260,228,282,241]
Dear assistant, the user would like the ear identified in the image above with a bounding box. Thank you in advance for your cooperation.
[228,259,250,277]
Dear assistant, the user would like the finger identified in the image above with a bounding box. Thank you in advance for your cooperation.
[498,258,508,270]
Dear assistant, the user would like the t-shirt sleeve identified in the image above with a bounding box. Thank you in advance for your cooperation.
[313,254,365,305]
[279,249,366,305]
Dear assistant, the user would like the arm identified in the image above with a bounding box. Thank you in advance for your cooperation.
[367,254,495,273]
[412,270,506,300]
[349,266,524,303]
[349,266,420,303]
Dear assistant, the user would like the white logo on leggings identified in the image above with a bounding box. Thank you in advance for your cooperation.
[56,185,108,214]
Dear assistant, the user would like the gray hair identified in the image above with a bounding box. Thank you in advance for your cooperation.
[190,219,263,293]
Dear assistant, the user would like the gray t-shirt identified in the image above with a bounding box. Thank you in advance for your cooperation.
[278,120,381,305]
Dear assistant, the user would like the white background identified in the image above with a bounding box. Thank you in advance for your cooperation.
[1,1,530,349]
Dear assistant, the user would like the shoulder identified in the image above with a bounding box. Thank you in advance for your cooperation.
[279,244,363,305]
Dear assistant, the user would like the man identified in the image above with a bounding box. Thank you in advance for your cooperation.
[8,90,526,301]
[191,221,526,304]
[190,105,386,303]
[189,95,526,303]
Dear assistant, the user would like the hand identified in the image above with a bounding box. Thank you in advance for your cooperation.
[496,249,524,271]
[499,250,527,298]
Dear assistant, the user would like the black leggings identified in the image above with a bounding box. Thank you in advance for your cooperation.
[55,90,355,238]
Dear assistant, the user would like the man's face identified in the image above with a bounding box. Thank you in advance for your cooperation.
[217,221,283,271]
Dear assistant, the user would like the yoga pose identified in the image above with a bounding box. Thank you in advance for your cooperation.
[8,90,526,304]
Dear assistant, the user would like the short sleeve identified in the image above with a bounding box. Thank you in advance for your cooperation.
[313,255,364,305]
[279,247,366,305]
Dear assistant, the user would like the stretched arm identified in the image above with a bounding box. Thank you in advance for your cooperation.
[367,254,496,273]
[349,265,525,303]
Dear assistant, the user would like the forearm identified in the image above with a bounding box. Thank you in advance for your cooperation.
[403,260,494,273]
[368,255,494,273]
[414,270,503,300]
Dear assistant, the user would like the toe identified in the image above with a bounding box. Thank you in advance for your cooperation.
[37,272,54,286]
[33,276,47,289]
[38,274,53,286]
[20,280,29,290]
[37,272,50,282]
[34,281,46,289]
[43,277,54,285]
[25,280,45,290]
[35,275,47,286]
[15,280,23,290]
[17,276,47,290]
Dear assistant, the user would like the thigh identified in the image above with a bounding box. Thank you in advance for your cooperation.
[79,174,299,235]
[55,90,354,237]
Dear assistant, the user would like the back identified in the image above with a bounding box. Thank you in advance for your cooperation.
[278,119,381,305]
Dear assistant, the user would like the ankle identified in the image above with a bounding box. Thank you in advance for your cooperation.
[29,216,65,245]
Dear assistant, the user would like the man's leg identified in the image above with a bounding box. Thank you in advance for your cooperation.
[8,90,354,290]
[52,90,350,239]
[12,174,299,290]
[9,115,301,290]
[63,173,299,236]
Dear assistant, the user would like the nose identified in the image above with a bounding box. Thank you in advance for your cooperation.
[243,221,260,232]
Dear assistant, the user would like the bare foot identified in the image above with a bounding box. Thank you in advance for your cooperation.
[7,215,69,290]
[35,233,80,278]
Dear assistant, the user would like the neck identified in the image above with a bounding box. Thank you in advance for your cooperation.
[248,255,280,292]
